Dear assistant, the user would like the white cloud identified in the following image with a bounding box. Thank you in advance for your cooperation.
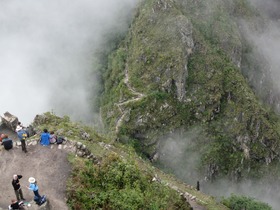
[0,0,138,125]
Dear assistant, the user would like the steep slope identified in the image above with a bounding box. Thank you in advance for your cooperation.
[100,0,280,182]
[29,112,230,210]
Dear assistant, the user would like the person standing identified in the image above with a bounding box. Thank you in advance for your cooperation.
[15,122,24,132]
[26,177,41,200]
[12,175,25,201]
[17,128,28,153]
[40,129,50,146]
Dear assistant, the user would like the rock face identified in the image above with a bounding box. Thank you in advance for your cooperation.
[0,112,18,131]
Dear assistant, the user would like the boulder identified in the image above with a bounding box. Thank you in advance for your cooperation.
[1,112,18,131]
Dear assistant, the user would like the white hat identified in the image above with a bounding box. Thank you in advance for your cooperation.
[28,177,36,183]
[16,126,23,132]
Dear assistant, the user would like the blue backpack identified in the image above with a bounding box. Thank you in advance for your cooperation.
[34,195,47,206]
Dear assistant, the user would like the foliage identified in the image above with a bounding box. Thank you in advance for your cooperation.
[222,194,272,210]
[99,0,280,182]
[31,112,104,144]
[67,153,191,210]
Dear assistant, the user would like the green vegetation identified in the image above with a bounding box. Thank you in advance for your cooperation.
[222,194,272,210]
[99,0,280,182]
[28,0,280,209]
[67,153,191,210]
[32,112,230,210]
[32,112,103,143]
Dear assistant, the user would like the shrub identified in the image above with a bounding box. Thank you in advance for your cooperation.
[222,194,272,210]
[67,153,191,210]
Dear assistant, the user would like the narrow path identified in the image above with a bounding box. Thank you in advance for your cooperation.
[115,65,146,133]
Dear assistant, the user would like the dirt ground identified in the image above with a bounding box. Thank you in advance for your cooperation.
[0,128,72,210]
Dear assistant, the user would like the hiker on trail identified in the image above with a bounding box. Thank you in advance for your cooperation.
[17,128,28,153]
[49,131,57,144]
[9,199,25,210]
[26,177,42,200]
[40,129,50,146]
[1,134,13,150]
[12,175,25,201]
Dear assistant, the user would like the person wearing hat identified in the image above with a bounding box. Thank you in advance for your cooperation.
[16,127,28,153]
[15,122,24,133]
[12,175,25,201]
[26,177,41,200]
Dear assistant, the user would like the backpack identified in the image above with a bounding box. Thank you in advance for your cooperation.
[34,195,46,206]
[56,136,65,144]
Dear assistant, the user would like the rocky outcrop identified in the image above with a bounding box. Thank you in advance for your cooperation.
[0,112,18,131]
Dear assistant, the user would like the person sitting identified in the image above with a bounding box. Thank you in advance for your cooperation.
[9,199,24,210]
[1,134,13,150]
[49,131,57,144]
[40,129,50,146]
[0,133,5,142]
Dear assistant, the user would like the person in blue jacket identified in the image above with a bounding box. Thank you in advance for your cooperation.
[40,129,50,146]
[17,128,28,153]
[26,177,41,200]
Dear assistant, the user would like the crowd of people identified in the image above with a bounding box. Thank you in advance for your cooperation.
[0,122,61,153]
[0,121,62,209]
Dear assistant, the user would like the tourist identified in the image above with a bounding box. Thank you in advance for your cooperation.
[9,199,25,210]
[49,131,57,144]
[26,177,42,200]
[12,175,25,201]
[17,128,28,153]
[15,122,24,132]
[40,129,50,146]
[1,134,13,150]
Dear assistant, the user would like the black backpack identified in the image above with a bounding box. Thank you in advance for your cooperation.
[56,136,65,144]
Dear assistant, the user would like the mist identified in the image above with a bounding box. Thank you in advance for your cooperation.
[157,128,206,186]
[0,0,138,125]
[157,129,280,209]
[248,0,280,88]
